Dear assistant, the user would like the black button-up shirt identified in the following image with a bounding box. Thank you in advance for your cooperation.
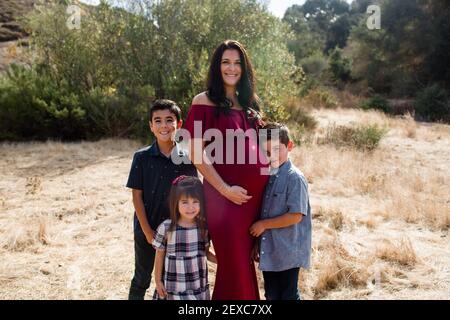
[126,142,197,233]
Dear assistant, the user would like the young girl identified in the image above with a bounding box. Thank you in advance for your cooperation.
[152,175,217,300]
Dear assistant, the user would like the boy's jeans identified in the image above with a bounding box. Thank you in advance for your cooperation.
[128,232,156,300]
[262,267,301,300]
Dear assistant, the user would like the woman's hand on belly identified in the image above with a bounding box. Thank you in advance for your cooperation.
[222,185,253,205]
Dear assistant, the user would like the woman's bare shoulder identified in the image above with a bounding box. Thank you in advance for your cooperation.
[192,92,216,106]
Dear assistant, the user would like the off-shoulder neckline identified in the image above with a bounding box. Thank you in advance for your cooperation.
[190,104,244,112]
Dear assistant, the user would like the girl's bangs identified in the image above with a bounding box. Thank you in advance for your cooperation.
[178,185,202,201]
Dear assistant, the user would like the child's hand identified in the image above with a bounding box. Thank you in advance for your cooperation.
[251,243,260,262]
[145,229,155,245]
[206,247,218,264]
[249,221,266,237]
[156,280,167,299]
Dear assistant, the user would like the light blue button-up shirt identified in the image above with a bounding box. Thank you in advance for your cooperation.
[259,159,312,272]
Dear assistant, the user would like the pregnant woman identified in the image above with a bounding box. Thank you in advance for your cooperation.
[184,40,269,299]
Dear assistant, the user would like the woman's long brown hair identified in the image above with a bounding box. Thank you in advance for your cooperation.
[206,39,262,120]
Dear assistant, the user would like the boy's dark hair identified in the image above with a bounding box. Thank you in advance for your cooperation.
[261,122,291,147]
[149,99,182,122]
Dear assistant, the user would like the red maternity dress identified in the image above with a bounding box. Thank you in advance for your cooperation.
[184,104,269,300]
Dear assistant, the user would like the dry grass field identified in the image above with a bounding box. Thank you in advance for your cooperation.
[0,108,449,299]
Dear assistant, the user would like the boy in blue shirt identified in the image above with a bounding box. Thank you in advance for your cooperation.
[250,122,312,300]
[126,99,197,300]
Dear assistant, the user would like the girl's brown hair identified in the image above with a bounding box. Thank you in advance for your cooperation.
[168,176,208,241]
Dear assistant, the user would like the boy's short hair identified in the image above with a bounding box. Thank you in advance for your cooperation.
[149,99,182,122]
[261,122,291,147]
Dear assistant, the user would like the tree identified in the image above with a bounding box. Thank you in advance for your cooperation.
[1,0,303,140]
[349,0,450,97]
[301,0,350,33]
[325,13,353,52]
[283,0,355,60]
[283,5,324,62]
[329,48,351,83]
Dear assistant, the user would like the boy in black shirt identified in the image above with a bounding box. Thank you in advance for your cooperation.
[126,99,197,300]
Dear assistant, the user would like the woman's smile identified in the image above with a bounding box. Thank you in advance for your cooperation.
[221,49,242,87]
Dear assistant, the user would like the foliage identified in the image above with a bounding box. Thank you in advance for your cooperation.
[283,0,355,61]
[348,0,450,97]
[303,87,339,109]
[0,64,86,140]
[249,12,306,123]
[329,48,351,83]
[1,0,302,140]
[320,123,387,151]
[360,95,393,114]
[284,98,318,130]
[414,84,450,122]
[283,6,324,62]
[300,52,328,77]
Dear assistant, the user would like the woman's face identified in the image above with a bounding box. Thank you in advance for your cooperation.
[220,49,242,88]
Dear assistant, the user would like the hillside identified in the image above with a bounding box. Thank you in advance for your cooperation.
[0,0,36,73]
[0,0,34,42]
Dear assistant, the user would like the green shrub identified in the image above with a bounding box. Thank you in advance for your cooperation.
[284,99,318,131]
[320,124,387,151]
[0,64,152,140]
[0,0,303,141]
[0,64,87,140]
[353,125,387,151]
[299,77,320,97]
[82,85,153,139]
[251,20,305,123]
[289,123,314,147]
[303,87,339,109]
[329,48,352,83]
[414,84,450,122]
[300,52,328,77]
[360,95,393,114]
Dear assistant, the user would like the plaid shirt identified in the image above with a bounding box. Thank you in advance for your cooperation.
[152,219,210,300]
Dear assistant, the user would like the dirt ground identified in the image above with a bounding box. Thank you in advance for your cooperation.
[0,108,449,299]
